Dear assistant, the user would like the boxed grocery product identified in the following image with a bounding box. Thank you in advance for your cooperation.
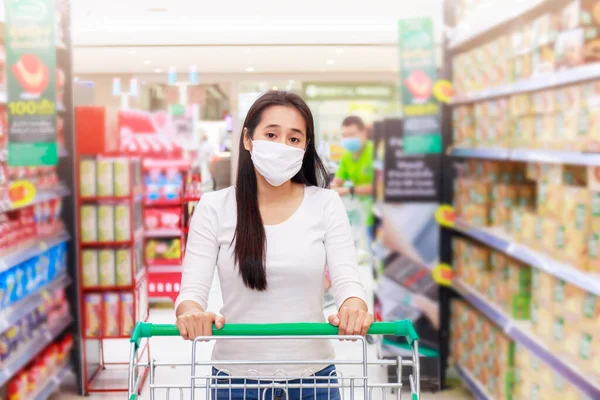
[587,230,600,272]
[536,183,563,218]
[113,158,130,197]
[556,224,587,265]
[532,269,555,306]
[145,238,182,263]
[96,159,114,197]
[85,294,102,337]
[587,108,600,150]
[561,187,591,231]
[491,184,518,207]
[588,167,600,191]
[555,29,585,69]
[97,205,115,242]
[80,206,97,243]
[583,79,600,109]
[461,204,490,227]
[536,217,561,256]
[98,249,116,287]
[115,248,132,286]
[582,292,599,331]
[103,293,120,337]
[79,158,96,197]
[81,250,98,287]
[120,293,135,336]
[114,205,131,241]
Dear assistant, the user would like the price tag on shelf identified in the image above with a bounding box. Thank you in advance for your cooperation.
[432,264,454,286]
[435,204,456,228]
[8,180,36,208]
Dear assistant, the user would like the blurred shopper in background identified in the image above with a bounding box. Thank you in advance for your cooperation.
[332,116,375,241]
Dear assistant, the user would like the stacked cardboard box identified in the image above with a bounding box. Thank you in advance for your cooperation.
[451,300,515,399]
[455,160,534,229]
[453,1,600,98]
[453,79,600,150]
[453,239,532,320]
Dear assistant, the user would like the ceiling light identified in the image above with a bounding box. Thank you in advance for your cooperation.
[326,60,335,65]
[155,68,162,73]
[245,66,255,73]
[128,50,136,55]
[144,60,151,65]
[272,86,279,91]
[146,7,168,12]
[336,48,345,54]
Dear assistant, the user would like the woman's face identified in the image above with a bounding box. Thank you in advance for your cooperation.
[244,105,307,151]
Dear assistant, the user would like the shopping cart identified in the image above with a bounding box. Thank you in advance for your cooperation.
[128,320,420,400]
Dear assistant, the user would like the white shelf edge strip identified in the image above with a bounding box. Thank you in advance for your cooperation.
[452,220,600,296]
[454,363,492,400]
[145,229,183,237]
[449,147,600,166]
[449,0,546,49]
[0,231,71,274]
[0,274,72,334]
[31,362,71,400]
[0,316,73,387]
[453,280,600,399]
[452,63,600,104]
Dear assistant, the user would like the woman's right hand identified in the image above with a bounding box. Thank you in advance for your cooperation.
[175,311,225,341]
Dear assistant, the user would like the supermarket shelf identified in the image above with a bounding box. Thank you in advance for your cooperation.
[82,268,146,292]
[0,184,70,213]
[144,198,184,206]
[454,364,492,400]
[449,0,545,50]
[31,361,71,400]
[81,228,144,248]
[449,147,600,166]
[0,230,70,274]
[0,273,72,334]
[452,62,600,104]
[80,195,133,202]
[453,280,600,399]
[452,219,600,296]
[148,264,182,273]
[0,315,72,387]
[145,228,183,238]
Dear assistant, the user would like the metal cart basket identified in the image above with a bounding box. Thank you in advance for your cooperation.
[128,320,420,400]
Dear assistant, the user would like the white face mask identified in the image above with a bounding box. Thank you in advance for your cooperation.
[250,140,305,187]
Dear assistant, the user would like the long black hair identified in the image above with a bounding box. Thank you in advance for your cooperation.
[233,90,329,291]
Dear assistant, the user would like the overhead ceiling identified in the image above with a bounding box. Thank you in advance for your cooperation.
[71,0,444,75]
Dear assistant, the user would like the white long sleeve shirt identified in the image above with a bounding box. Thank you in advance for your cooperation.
[175,185,367,377]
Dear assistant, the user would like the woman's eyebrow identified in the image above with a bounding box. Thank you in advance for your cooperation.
[264,124,305,136]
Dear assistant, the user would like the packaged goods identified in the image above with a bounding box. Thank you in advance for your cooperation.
[81,250,98,287]
[121,293,135,336]
[96,159,114,197]
[113,158,130,197]
[85,294,102,337]
[97,205,115,242]
[79,158,96,197]
[80,205,97,243]
[98,249,116,287]
[115,249,132,286]
[145,238,182,262]
[103,293,119,337]
[114,205,131,241]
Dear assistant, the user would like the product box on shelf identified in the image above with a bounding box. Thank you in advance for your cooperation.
[115,248,132,286]
[145,238,182,264]
[120,293,135,336]
[114,204,131,242]
[82,249,99,287]
[113,158,131,197]
[97,205,115,242]
[98,249,116,287]
[80,205,98,243]
[84,294,102,338]
[80,158,96,197]
[96,159,114,197]
[103,293,120,337]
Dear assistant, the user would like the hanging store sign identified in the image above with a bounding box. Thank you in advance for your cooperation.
[5,0,57,166]
[302,82,396,101]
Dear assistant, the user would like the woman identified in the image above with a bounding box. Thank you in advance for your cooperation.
[175,90,372,400]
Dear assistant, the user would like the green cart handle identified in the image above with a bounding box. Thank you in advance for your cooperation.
[130,320,418,349]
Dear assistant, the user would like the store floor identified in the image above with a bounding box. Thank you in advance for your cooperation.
[54,267,471,400]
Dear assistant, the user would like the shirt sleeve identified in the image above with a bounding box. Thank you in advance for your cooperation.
[174,195,219,311]
[324,191,368,308]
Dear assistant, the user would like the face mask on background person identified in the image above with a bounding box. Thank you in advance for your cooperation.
[250,140,305,187]
[342,137,362,153]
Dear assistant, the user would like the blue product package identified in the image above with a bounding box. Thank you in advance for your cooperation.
[38,251,51,285]
[46,246,57,281]
[14,265,26,303]
[0,270,6,307]
[57,242,68,274]
[24,258,36,294]
[4,269,17,306]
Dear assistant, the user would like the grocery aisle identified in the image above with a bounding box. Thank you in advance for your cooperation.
[54,265,471,399]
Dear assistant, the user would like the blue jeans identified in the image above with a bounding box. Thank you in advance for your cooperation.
[211,365,341,399]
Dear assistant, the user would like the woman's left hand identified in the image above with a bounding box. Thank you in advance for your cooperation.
[328,306,374,339]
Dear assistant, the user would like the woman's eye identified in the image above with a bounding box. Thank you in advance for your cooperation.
[290,138,300,144]
[266,133,276,139]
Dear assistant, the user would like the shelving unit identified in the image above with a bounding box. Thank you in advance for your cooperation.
[441,0,600,398]
[30,361,72,400]
[453,280,600,398]
[0,316,73,387]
